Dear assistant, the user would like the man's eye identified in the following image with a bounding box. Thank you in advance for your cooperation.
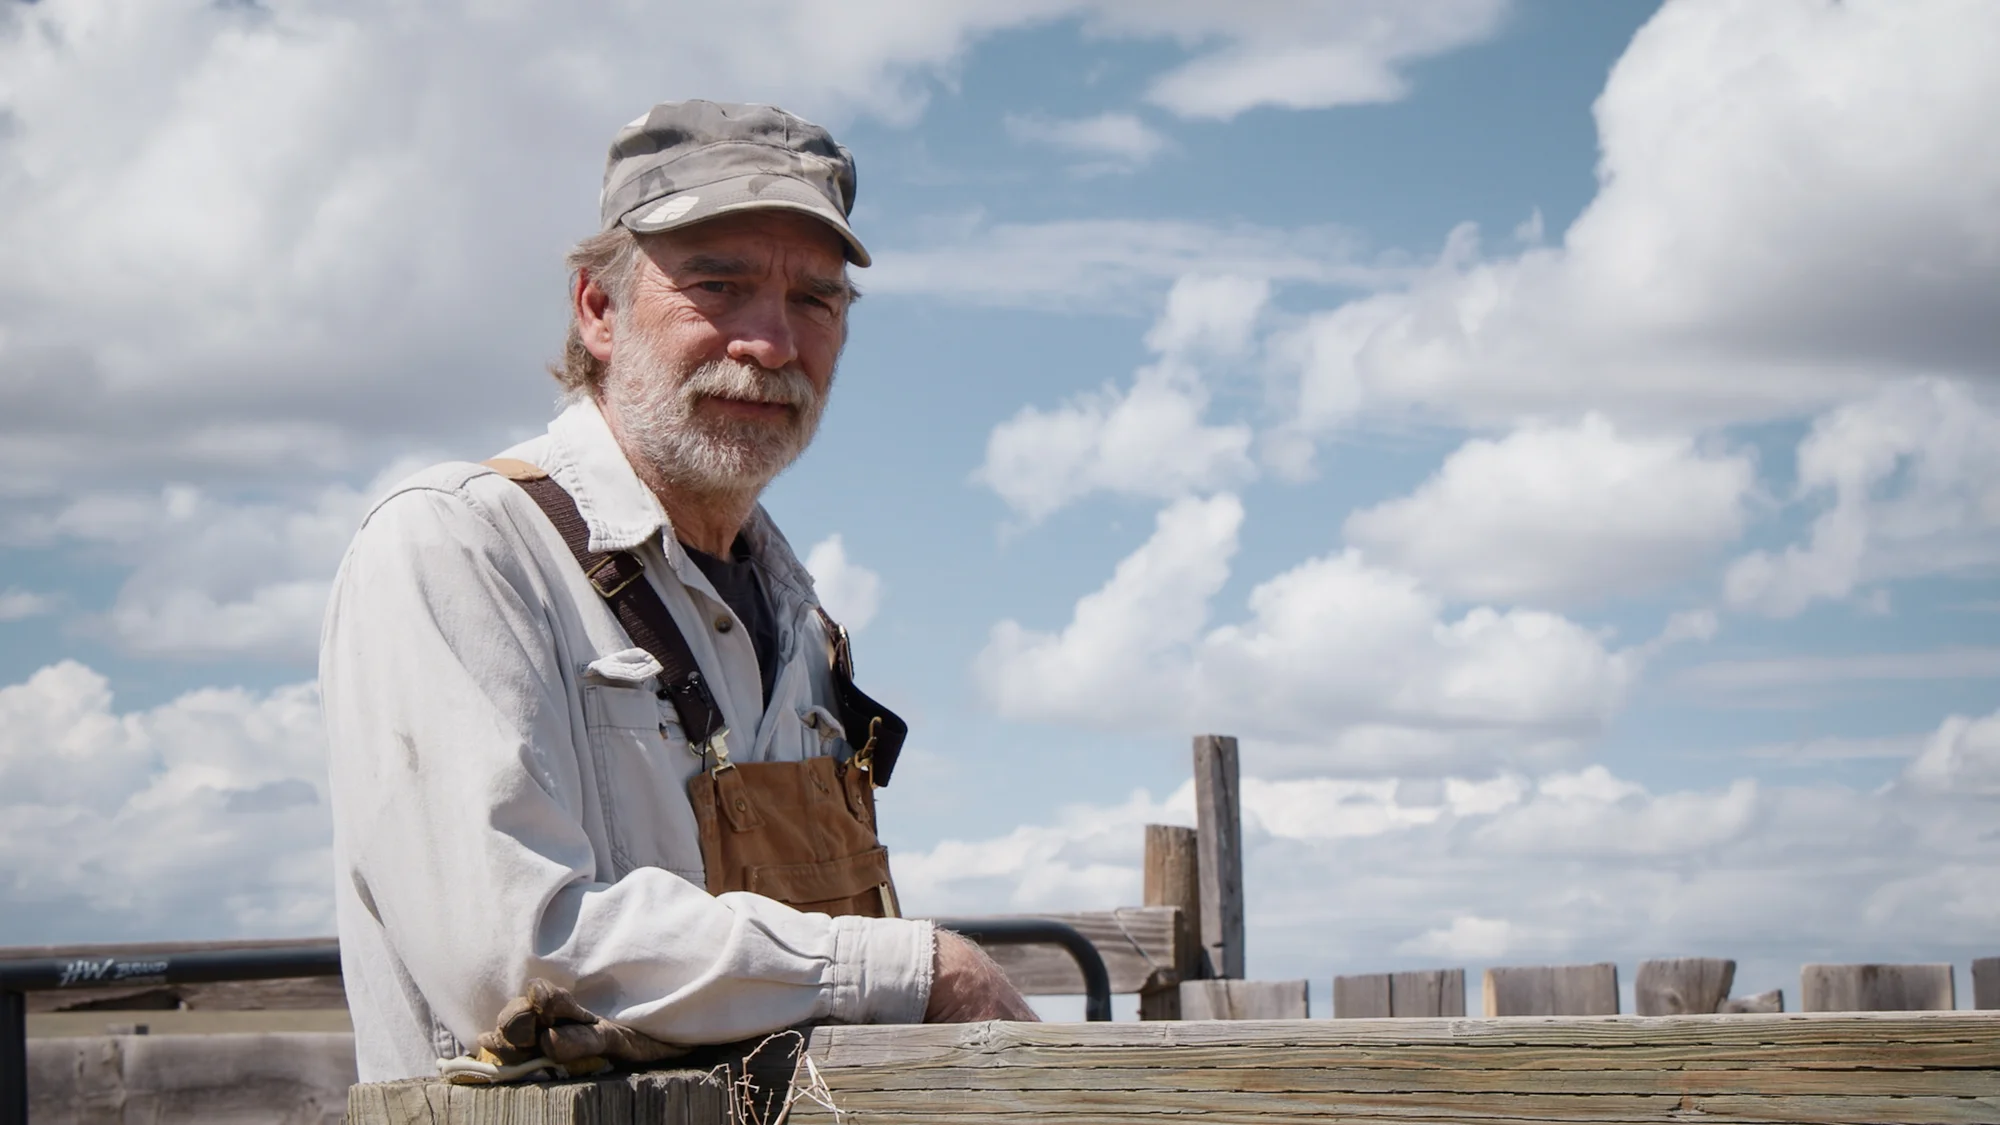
[697,281,731,294]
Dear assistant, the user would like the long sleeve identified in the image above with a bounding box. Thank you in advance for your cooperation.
[321,476,930,1079]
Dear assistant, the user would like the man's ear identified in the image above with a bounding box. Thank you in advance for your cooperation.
[573,272,615,363]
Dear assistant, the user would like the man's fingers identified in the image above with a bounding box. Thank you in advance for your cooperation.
[492,995,541,1049]
[526,978,600,1026]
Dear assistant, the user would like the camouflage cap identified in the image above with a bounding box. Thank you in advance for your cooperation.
[599,100,869,267]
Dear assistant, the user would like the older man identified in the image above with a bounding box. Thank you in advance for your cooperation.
[321,100,1031,1083]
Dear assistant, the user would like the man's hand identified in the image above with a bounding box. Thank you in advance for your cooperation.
[924,929,1040,1022]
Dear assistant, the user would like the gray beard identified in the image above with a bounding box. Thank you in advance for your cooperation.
[599,335,828,500]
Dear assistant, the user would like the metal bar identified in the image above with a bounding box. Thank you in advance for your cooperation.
[0,944,340,993]
[932,918,1113,1022]
[2,989,25,1125]
[0,944,340,1125]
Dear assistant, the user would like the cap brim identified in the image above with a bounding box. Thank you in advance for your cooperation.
[618,173,871,267]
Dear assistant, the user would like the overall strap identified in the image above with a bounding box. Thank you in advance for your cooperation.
[813,606,909,788]
[485,459,727,756]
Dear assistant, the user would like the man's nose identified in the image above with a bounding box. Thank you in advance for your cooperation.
[724,289,799,372]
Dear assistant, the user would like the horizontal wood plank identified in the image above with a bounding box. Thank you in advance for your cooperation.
[930,909,1181,995]
[346,1069,730,1124]
[793,1013,2000,1123]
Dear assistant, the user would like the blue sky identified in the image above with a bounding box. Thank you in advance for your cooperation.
[3,0,1997,1016]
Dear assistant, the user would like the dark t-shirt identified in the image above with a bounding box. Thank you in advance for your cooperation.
[680,535,781,713]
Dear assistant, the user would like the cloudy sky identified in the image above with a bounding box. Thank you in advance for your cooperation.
[3,0,1997,1016]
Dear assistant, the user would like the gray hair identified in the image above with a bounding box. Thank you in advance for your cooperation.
[553,227,646,393]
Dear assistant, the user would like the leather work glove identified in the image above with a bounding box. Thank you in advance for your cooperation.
[439,978,688,1085]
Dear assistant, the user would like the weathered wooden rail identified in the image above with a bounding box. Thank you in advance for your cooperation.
[789,1013,2000,1123]
[343,1011,2000,1123]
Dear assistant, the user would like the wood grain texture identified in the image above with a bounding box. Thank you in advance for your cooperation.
[1333,973,1392,1018]
[1191,734,1243,981]
[31,1031,355,1125]
[1802,962,1955,1011]
[1334,971,1465,1018]
[791,1013,2000,1123]
[935,908,1182,996]
[1971,957,1999,1010]
[1484,962,1620,1016]
[1178,979,1309,1020]
[1139,824,1201,1021]
[346,1069,729,1124]
[1636,958,1736,1015]
[1393,969,1465,1017]
[1720,989,1785,1014]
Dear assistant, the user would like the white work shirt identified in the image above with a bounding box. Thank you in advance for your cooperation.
[321,396,933,1083]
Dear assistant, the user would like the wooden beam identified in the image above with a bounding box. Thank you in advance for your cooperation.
[346,1069,728,1124]
[934,908,1182,996]
[1192,734,1244,980]
[1635,957,1735,1015]
[1139,825,1201,1020]
[1973,957,2000,1010]
[1802,963,1954,1012]
[793,1012,2000,1123]
[1483,963,1619,1016]
[1178,979,1309,1020]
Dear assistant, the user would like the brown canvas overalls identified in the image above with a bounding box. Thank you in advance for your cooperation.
[487,459,907,918]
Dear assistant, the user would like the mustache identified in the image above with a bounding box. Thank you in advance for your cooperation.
[680,359,817,410]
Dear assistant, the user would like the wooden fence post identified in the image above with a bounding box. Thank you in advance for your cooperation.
[1192,735,1244,981]
[1178,979,1309,1020]
[1801,964,1954,1012]
[1974,958,2000,1010]
[1483,964,1619,1016]
[1140,825,1201,1020]
[1719,989,1784,1013]
[1333,974,1391,1019]
[1391,969,1466,1017]
[1337,970,1465,1017]
[1635,958,1735,1015]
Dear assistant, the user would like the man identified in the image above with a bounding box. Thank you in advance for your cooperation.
[321,100,1033,1084]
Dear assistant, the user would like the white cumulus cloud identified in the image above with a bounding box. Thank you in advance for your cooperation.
[0,587,55,621]
[1264,0,2000,443]
[1003,111,1173,172]
[804,534,883,633]
[0,661,331,944]
[1345,415,1756,605]
[974,275,1264,520]
[1725,379,2000,617]
[978,493,1640,752]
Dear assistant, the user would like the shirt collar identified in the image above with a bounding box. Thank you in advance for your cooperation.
[543,396,669,554]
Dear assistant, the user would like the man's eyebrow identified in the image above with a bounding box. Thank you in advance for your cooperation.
[803,274,859,302]
[676,253,755,276]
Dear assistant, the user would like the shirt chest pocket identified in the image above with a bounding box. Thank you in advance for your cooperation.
[581,654,705,882]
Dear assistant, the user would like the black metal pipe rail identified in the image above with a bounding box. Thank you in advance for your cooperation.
[0,943,341,1125]
[931,917,1113,1022]
[0,923,1109,1122]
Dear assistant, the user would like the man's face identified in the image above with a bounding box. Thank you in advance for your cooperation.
[594,210,854,496]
